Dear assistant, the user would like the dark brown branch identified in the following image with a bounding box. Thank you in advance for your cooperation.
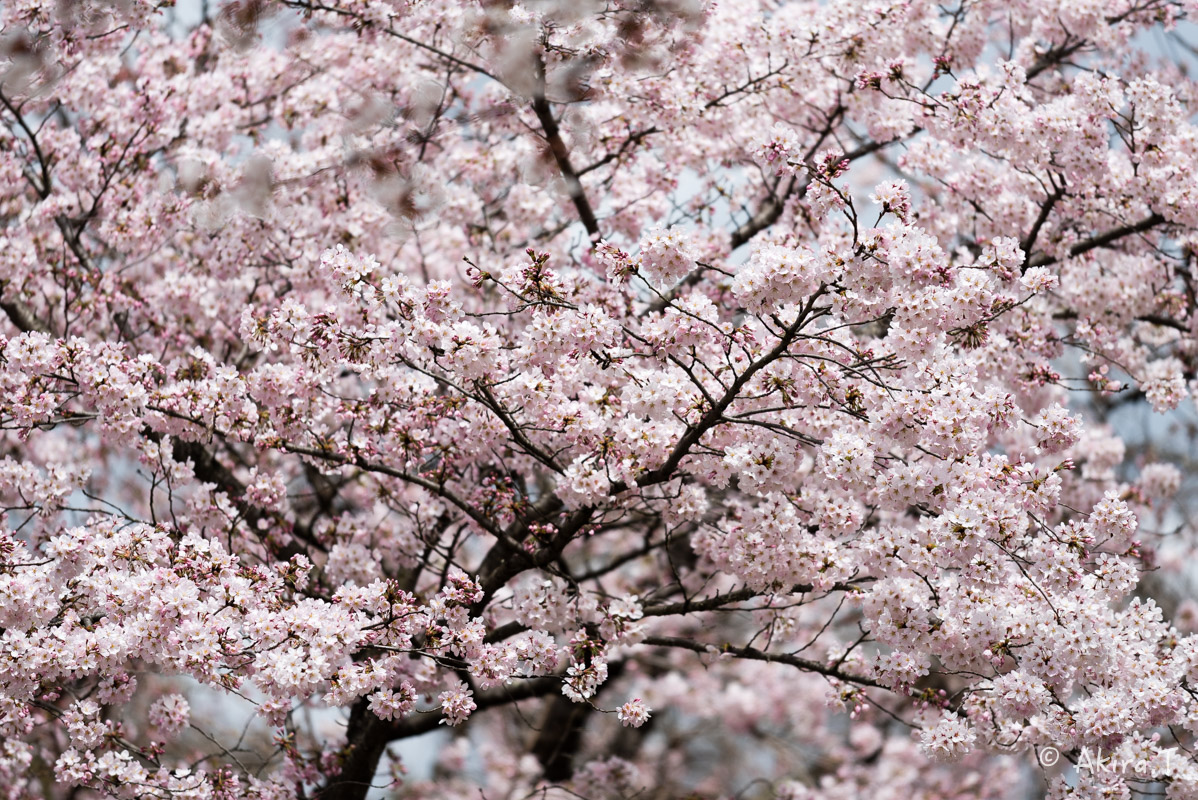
[725,25,1115,254]
[261,438,511,543]
[473,382,564,473]
[577,126,660,177]
[531,661,626,781]
[642,635,883,687]
[729,136,898,250]
[1022,2,1155,84]
[1025,38,1087,80]
[1053,309,1189,333]
[531,56,600,240]
[1020,184,1065,256]
[153,435,323,561]
[484,580,872,644]
[620,291,825,493]
[642,579,871,618]
[1024,212,1166,271]
[282,1,498,81]
[0,90,53,199]
[316,675,563,800]
[0,298,51,335]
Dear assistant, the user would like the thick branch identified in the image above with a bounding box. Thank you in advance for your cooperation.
[0,298,51,335]
[1053,309,1189,333]
[1019,184,1065,256]
[154,435,323,561]
[531,60,600,240]
[1024,212,1166,271]
[317,675,563,800]
[531,661,625,781]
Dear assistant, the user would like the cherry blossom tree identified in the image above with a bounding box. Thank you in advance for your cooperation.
[5,0,1198,798]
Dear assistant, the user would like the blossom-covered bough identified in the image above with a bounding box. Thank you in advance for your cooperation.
[3,0,1198,798]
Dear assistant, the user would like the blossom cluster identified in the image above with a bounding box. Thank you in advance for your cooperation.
[2,0,1198,799]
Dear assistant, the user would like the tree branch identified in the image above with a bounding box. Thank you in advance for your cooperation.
[531,56,600,241]
[316,675,564,800]
[1024,212,1166,271]
[729,136,899,250]
[0,298,51,335]
[642,635,883,687]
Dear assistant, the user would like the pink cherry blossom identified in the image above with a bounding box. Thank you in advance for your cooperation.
[2,1,1198,799]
